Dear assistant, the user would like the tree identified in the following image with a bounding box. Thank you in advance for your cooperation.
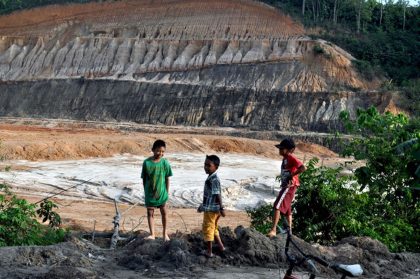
[338,107,419,251]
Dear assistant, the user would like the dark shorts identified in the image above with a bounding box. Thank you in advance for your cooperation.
[273,186,297,216]
[146,203,166,209]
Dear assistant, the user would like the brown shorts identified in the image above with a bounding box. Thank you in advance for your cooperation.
[273,186,297,216]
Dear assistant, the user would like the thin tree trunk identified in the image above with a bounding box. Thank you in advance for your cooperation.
[317,0,320,21]
[379,0,383,26]
[333,0,338,24]
[356,0,362,33]
[302,0,306,16]
[403,2,406,30]
[312,0,316,22]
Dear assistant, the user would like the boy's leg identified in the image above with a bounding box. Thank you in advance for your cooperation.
[146,207,155,239]
[206,240,213,256]
[214,235,225,251]
[268,187,289,237]
[203,212,216,257]
[213,214,225,251]
[286,213,292,235]
[267,209,280,237]
[159,204,170,241]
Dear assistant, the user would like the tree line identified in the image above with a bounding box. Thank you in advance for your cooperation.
[262,0,418,33]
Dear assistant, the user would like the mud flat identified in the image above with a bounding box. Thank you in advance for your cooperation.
[0,121,345,233]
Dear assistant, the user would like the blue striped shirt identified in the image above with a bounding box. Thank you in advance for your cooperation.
[202,172,221,212]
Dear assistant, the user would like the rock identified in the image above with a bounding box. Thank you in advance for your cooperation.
[0,79,392,134]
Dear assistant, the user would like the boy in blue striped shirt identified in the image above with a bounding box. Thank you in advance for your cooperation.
[197,155,226,258]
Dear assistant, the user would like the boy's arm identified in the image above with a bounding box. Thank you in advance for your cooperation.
[211,178,225,216]
[292,164,306,177]
[165,176,170,192]
[141,160,147,185]
[165,159,173,192]
[215,194,226,217]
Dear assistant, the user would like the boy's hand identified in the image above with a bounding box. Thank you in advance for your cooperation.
[220,209,226,217]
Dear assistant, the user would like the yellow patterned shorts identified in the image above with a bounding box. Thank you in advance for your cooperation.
[202,211,221,242]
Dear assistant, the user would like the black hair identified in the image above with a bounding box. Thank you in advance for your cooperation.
[152,139,166,150]
[276,138,296,150]
[206,155,220,167]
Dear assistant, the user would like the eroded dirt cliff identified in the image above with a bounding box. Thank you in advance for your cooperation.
[0,0,388,132]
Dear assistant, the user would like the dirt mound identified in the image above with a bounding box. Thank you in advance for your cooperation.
[0,123,340,164]
[335,237,420,278]
[1,227,418,279]
[296,142,337,157]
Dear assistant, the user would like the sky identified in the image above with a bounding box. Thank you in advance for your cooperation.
[408,0,419,6]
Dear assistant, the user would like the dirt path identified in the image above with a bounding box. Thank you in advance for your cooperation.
[20,195,249,236]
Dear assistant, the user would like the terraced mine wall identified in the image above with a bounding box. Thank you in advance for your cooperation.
[0,0,389,139]
[0,78,391,133]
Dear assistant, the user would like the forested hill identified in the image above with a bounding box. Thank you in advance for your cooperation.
[262,0,419,115]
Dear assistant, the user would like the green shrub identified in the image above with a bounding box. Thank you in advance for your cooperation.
[293,158,364,245]
[313,44,325,55]
[401,79,420,117]
[0,184,68,247]
[246,203,273,234]
[339,108,419,252]
[353,60,375,81]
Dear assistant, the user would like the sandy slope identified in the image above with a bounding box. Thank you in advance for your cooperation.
[0,122,337,162]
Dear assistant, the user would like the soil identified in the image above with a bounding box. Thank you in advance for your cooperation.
[0,227,418,279]
[0,0,303,37]
[0,121,340,163]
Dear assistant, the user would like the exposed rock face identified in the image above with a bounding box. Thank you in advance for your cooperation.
[0,0,386,132]
[0,79,391,132]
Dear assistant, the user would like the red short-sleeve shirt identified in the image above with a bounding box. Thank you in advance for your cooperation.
[281,154,303,187]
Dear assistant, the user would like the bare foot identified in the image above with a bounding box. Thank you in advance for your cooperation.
[266,231,276,238]
[164,234,170,242]
[145,235,155,240]
[201,250,214,258]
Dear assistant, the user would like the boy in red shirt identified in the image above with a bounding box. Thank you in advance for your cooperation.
[267,138,306,237]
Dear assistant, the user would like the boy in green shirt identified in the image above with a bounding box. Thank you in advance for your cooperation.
[141,140,173,241]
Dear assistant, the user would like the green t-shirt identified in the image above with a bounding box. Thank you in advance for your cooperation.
[141,157,173,207]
